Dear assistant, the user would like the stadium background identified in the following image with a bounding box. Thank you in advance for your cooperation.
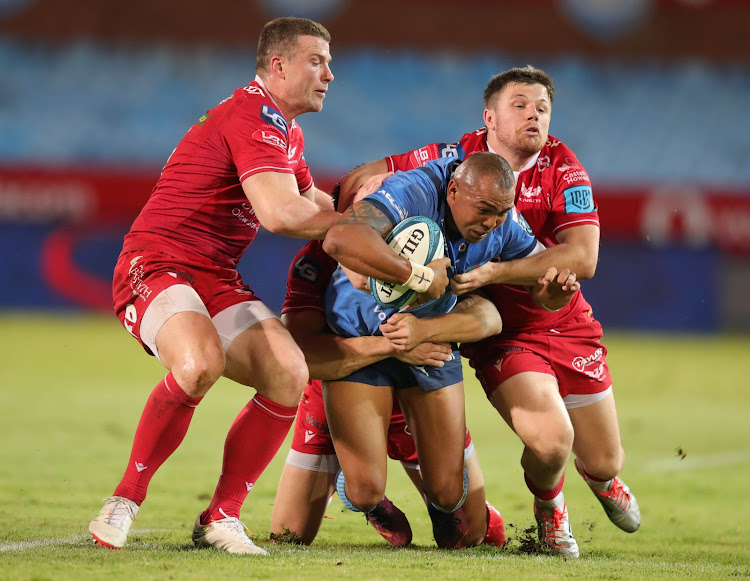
[1,0,749,333]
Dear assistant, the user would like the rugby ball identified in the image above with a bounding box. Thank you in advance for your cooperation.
[369,216,445,309]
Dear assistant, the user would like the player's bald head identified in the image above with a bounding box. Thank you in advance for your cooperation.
[453,151,515,193]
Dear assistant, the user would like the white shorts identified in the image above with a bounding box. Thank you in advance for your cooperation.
[141,285,277,361]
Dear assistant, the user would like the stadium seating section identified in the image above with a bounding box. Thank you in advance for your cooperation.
[2,40,748,186]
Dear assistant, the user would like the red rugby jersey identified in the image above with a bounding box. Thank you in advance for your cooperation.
[123,78,313,269]
[386,129,600,333]
[281,239,337,316]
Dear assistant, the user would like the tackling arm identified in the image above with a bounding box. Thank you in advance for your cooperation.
[337,159,389,210]
[379,294,503,351]
[281,310,452,380]
[451,224,599,293]
[301,185,336,212]
[242,172,341,239]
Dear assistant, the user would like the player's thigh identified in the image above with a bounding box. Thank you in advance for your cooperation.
[568,391,624,474]
[271,463,335,544]
[323,380,392,488]
[491,371,573,446]
[223,315,308,403]
[396,383,466,495]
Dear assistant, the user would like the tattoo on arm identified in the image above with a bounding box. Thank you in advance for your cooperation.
[338,200,395,238]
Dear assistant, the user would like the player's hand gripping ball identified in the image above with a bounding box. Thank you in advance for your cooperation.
[369,216,445,309]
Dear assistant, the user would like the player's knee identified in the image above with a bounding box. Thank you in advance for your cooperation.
[171,345,225,398]
[581,447,625,481]
[346,475,386,513]
[266,355,309,407]
[424,475,465,513]
[529,433,573,468]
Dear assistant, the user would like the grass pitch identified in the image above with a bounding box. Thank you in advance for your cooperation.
[1,313,749,580]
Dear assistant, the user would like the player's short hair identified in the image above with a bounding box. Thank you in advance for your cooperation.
[483,65,555,108]
[456,151,515,191]
[256,17,331,74]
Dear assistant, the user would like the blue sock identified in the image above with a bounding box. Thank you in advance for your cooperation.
[335,470,362,513]
[428,467,470,514]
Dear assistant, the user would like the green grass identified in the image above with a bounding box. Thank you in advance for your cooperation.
[1,313,749,580]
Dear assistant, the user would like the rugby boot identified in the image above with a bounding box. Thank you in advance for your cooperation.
[192,510,268,555]
[365,496,413,547]
[89,496,139,549]
[575,458,640,533]
[482,501,506,547]
[427,503,469,549]
[533,493,580,558]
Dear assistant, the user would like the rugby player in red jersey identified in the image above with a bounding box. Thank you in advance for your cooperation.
[269,237,506,548]
[339,66,640,557]
[88,17,341,555]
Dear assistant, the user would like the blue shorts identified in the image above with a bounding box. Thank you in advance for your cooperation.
[338,345,463,392]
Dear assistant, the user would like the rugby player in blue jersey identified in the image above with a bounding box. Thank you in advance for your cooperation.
[322,152,578,547]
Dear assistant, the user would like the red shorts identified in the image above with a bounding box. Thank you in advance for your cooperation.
[291,380,472,463]
[463,308,612,402]
[112,249,261,355]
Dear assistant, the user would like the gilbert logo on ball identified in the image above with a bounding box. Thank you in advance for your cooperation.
[370,216,445,309]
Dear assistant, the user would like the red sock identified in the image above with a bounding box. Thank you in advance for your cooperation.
[524,472,565,501]
[113,373,202,505]
[204,394,297,522]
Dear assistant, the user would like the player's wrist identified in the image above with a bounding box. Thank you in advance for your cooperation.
[404,261,434,293]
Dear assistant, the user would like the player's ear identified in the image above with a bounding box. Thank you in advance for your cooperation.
[447,178,459,202]
[269,55,286,78]
[483,108,494,130]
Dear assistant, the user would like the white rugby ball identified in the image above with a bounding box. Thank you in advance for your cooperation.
[369,216,445,309]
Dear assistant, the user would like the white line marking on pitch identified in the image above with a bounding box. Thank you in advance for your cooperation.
[641,450,750,473]
[0,529,171,552]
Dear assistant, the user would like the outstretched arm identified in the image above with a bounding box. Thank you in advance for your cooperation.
[281,310,452,380]
[379,294,503,351]
[242,172,341,239]
[451,225,599,294]
[338,159,390,210]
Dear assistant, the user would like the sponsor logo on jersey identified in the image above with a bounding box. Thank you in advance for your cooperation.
[557,158,580,173]
[381,190,408,222]
[232,204,261,230]
[547,138,562,148]
[260,104,288,134]
[439,143,459,159]
[304,412,329,432]
[415,146,433,165]
[134,462,147,473]
[288,145,297,160]
[198,113,209,125]
[561,170,591,185]
[128,255,143,273]
[244,85,265,97]
[563,185,595,214]
[572,347,606,380]
[536,155,551,172]
[293,254,321,283]
[519,183,543,202]
[558,158,590,184]
[252,129,287,151]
